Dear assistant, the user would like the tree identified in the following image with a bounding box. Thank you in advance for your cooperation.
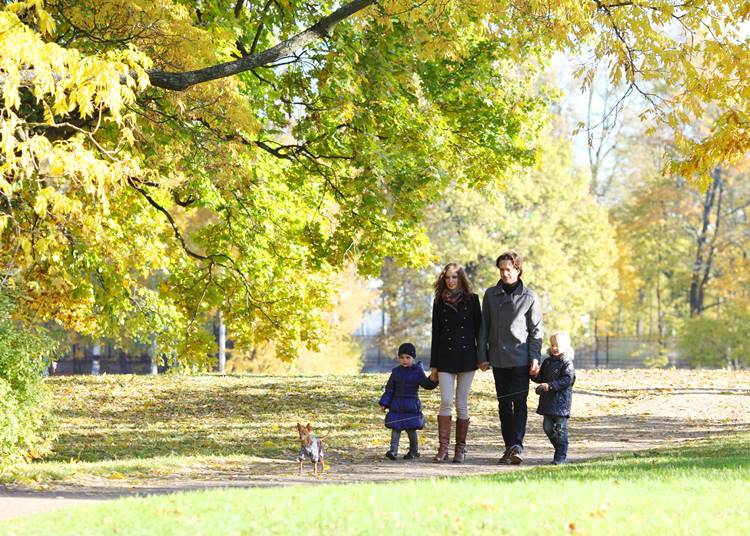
[3,0,750,362]
[1,0,542,360]
[382,121,619,341]
[610,109,750,370]
[227,264,376,373]
[613,173,694,339]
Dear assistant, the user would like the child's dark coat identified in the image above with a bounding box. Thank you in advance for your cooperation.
[532,352,576,417]
[379,362,438,431]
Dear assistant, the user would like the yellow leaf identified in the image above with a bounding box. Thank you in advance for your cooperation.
[33,187,54,218]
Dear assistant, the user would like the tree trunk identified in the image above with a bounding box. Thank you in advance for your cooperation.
[217,311,226,374]
[689,166,724,317]
[149,335,158,375]
[635,288,644,337]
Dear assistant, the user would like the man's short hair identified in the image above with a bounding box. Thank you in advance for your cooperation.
[495,250,523,277]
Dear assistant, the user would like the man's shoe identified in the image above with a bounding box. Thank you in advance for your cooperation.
[384,451,397,460]
[497,448,512,465]
[403,450,420,460]
[509,445,523,465]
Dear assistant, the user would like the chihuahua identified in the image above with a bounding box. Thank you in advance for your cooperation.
[296,422,325,476]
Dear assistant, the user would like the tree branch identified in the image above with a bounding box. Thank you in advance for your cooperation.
[127,177,208,261]
[249,0,274,56]
[148,0,376,90]
[3,0,375,92]
[234,0,246,18]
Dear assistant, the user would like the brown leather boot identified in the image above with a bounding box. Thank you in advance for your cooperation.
[453,418,470,463]
[433,415,451,462]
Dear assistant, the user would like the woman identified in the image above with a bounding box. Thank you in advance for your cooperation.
[429,263,482,463]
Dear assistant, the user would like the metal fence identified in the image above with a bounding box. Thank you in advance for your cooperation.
[357,335,685,373]
[574,336,685,369]
[49,342,174,376]
[53,355,162,375]
[358,340,432,373]
[49,335,686,376]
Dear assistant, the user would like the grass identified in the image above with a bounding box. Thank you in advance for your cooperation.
[1,434,748,535]
[0,374,411,486]
[2,370,749,487]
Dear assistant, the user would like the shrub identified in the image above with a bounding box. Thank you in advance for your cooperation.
[0,293,57,463]
[678,308,747,369]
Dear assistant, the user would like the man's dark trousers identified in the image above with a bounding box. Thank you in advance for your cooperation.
[492,365,530,450]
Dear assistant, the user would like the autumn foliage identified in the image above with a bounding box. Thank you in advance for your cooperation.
[1,0,749,366]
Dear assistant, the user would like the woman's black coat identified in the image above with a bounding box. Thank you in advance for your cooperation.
[429,293,482,373]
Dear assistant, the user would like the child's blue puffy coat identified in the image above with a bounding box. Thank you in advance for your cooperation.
[379,362,438,431]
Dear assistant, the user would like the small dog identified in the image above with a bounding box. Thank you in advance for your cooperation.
[296,422,325,476]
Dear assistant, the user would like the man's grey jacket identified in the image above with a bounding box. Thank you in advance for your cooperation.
[477,280,544,368]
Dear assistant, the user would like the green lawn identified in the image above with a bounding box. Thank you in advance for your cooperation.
[1,374,409,486]
[2,435,748,535]
[2,371,749,489]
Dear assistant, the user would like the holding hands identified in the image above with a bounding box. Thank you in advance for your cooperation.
[430,368,439,382]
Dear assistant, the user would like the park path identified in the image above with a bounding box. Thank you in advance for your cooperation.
[2,376,749,521]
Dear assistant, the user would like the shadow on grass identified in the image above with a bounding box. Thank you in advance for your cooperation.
[46,376,386,462]
[577,387,750,398]
[43,376,750,465]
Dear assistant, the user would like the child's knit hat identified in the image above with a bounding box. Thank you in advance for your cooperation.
[397,342,417,358]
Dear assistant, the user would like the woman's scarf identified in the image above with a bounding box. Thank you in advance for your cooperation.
[441,289,465,310]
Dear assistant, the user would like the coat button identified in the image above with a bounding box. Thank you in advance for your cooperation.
[448,347,452,351]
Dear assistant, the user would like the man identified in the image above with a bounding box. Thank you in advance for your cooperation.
[478,250,543,464]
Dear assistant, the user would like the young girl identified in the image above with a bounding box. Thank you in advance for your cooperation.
[532,332,576,465]
[379,343,439,460]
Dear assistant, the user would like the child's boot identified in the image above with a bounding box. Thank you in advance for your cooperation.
[552,445,567,464]
[552,421,568,464]
[453,418,469,463]
[404,430,419,459]
[386,429,400,460]
[433,415,451,462]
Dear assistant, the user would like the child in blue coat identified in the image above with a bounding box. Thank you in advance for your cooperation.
[531,331,576,465]
[379,342,439,460]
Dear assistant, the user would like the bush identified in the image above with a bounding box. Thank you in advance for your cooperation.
[678,308,747,369]
[0,293,57,463]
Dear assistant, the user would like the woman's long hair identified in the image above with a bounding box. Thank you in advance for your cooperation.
[433,263,472,302]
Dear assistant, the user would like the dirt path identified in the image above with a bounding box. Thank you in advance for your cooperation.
[2,371,749,521]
